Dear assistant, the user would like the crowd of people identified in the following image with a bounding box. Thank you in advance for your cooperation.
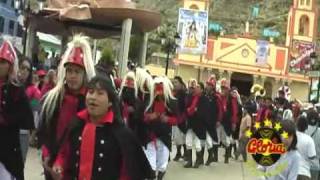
[1,34,320,180]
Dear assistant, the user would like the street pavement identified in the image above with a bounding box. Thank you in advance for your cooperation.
[25,147,258,180]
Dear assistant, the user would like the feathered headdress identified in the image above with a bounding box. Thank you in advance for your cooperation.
[41,35,96,122]
[119,71,138,98]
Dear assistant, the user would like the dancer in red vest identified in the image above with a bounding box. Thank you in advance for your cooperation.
[0,40,34,180]
[119,71,139,131]
[143,76,178,180]
[218,79,239,164]
[204,76,219,165]
[184,79,207,168]
[38,35,96,180]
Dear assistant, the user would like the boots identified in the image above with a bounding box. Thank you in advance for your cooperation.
[193,148,204,168]
[157,171,166,180]
[147,170,156,180]
[184,149,193,168]
[205,148,214,166]
[242,151,247,162]
[224,145,232,164]
[183,144,188,161]
[232,144,239,160]
[174,145,182,161]
[213,145,219,162]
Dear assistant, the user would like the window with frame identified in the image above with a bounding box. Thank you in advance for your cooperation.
[306,0,310,6]
[9,20,14,35]
[17,24,23,37]
[0,17,4,33]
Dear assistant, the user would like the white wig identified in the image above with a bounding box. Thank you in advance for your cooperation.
[146,76,176,112]
[135,67,153,94]
[119,71,138,99]
[41,35,96,122]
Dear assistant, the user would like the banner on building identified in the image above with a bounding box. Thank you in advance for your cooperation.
[262,28,280,38]
[256,40,269,65]
[209,22,223,32]
[177,8,208,55]
[289,40,315,73]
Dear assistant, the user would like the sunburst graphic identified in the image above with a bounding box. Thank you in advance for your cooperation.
[259,156,274,166]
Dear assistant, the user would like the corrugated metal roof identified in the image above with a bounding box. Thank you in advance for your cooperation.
[37,32,61,45]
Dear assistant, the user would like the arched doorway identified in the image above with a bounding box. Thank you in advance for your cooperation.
[230,72,254,97]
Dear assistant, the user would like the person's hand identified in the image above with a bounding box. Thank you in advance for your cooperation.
[147,112,158,121]
[216,121,221,127]
[160,114,168,123]
[42,157,51,172]
[51,165,63,180]
[127,106,135,113]
[232,123,236,132]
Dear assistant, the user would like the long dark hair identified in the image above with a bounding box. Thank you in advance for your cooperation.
[87,76,123,125]
[174,76,186,89]
[281,120,297,151]
[19,58,33,87]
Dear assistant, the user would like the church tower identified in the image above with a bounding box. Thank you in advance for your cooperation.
[286,0,318,46]
[181,0,209,11]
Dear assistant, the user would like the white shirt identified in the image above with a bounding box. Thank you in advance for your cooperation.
[282,109,293,121]
[306,125,320,170]
[259,150,301,180]
[296,131,317,178]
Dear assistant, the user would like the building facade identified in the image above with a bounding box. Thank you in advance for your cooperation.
[0,0,23,49]
[174,0,318,101]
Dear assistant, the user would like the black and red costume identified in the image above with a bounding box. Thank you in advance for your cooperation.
[58,109,152,180]
[0,81,34,180]
[174,88,187,135]
[38,88,86,180]
[185,92,207,141]
[143,97,178,151]
[120,83,140,133]
[221,94,239,137]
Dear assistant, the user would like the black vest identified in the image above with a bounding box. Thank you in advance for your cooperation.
[69,121,122,180]
[0,82,34,180]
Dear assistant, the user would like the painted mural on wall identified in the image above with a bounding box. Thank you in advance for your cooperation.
[177,8,208,55]
[289,40,316,73]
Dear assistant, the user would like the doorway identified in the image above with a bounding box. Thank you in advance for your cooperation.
[230,72,254,97]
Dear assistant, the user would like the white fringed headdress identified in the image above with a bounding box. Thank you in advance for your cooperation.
[135,67,153,94]
[146,76,176,111]
[41,35,96,122]
[119,71,138,99]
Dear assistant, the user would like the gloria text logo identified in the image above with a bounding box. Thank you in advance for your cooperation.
[246,119,287,166]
